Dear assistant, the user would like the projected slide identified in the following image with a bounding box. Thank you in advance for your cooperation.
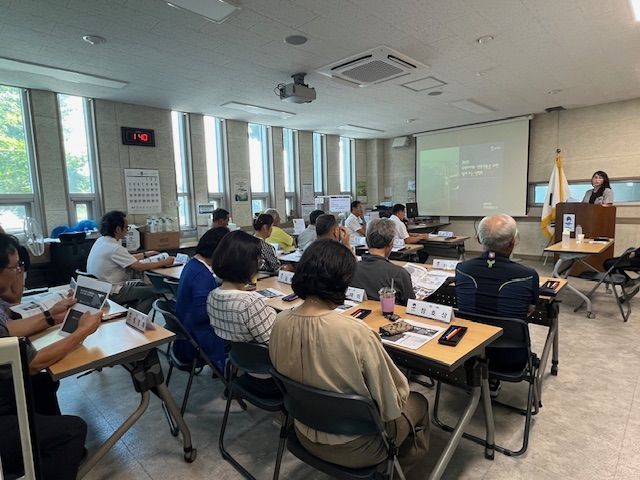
[415,117,529,217]
[419,143,504,213]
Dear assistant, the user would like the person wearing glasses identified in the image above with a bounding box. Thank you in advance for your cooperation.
[0,233,103,480]
[0,226,30,305]
[87,211,175,313]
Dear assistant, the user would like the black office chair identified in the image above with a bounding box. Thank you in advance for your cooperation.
[433,311,539,457]
[271,369,407,480]
[74,269,97,279]
[575,247,636,322]
[163,278,180,296]
[152,299,234,436]
[219,343,287,480]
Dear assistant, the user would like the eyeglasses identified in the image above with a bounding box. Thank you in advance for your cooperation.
[5,260,25,273]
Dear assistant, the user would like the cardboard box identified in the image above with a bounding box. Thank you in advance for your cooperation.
[141,230,180,250]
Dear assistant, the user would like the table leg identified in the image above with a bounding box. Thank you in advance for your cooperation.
[479,359,495,460]
[428,386,481,480]
[551,321,559,376]
[536,314,557,406]
[154,382,196,462]
[78,391,150,479]
[551,257,595,317]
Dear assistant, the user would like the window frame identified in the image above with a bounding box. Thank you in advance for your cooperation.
[204,116,230,209]
[313,132,326,196]
[530,178,640,206]
[172,111,196,230]
[248,123,273,215]
[283,128,299,219]
[57,94,103,224]
[339,136,354,196]
[0,87,44,233]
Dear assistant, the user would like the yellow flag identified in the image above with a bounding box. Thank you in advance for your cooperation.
[540,152,571,240]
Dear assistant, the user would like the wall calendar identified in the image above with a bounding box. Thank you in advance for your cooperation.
[124,169,162,214]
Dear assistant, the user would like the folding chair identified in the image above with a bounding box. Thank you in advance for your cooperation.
[219,342,287,480]
[575,247,636,322]
[433,311,539,456]
[271,369,407,480]
[152,299,238,435]
[163,277,180,296]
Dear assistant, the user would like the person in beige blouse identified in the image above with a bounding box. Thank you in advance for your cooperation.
[269,239,430,477]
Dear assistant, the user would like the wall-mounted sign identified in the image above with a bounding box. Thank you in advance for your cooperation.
[121,127,155,146]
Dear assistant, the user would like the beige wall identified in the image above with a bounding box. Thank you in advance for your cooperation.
[375,98,640,257]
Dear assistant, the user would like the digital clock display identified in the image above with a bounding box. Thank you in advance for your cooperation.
[121,127,155,147]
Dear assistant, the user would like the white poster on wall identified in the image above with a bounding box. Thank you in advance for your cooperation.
[233,179,249,202]
[302,183,314,204]
[125,169,162,214]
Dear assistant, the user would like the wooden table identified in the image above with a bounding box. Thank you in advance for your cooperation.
[419,235,471,261]
[544,238,614,318]
[353,300,502,479]
[151,264,184,280]
[30,318,196,476]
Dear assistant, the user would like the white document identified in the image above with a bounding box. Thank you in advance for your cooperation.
[255,288,285,298]
[9,291,66,319]
[140,252,169,264]
[59,276,112,336]
[432,258,460,271]
[381,319,445,350]
[279,251,303,262]
[403,264,451,299]
[334,300,359,312]
[175,253,190,264]
[293,218,306,234]
[329,195,351,213]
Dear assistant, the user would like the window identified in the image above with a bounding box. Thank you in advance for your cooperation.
[172,111,194,228]
[339,136,354,194]
[313,132,326,194]
[0,85,40,232]
[283,128,298,219]
[58,94,101,223]
[248,123,271,215]
[204,116,228,208]
[532,179,640,205]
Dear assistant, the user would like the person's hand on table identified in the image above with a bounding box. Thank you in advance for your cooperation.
[75,310,103,338]
[280,264,295,272]
[145,250,160,257]
[50,297,77,324]
[163,256,176,267]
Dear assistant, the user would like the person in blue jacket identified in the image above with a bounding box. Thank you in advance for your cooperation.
[175,227,230,372]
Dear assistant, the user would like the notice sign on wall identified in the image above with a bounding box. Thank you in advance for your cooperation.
[125,169,162,214]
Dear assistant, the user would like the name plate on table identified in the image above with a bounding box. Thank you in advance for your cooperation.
[345,286,366,303]
[125,308,156,333]
[278,270,294,284]
[432,259,460,270]
[406,299,452,324]
[393,238,405,248]
[437,231,454,238]
[175,253,189,264]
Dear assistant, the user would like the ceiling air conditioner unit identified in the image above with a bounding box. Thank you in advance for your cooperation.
[392,136,411,148]
[317,46,428,87]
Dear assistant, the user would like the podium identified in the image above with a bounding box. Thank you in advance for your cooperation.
[553,203,616,273]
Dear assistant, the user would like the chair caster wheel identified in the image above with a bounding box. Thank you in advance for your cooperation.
[586,312,595,319]
[171,427,179,437]
[184,447,197,463]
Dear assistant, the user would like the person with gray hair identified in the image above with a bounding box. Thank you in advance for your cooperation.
[264,208,295,250]
[455,213,539,397]
[351,218,415,305]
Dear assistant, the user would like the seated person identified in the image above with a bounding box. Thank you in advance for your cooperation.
[269,240,429,478]
[351,218,415,305]
[0,231,29,304]
[264,208,295,250]
[175,227,229,372]
[389,204,427,244]
[207,230,278,394]
[211,208,230,228]
[345,200,366,238]
[253,213,281,274]
[297,209,324,250]
[603,248,640,286]
[87,211,175,313]
[314,214,351,248]
[0,234,103,480]
[455,214,539,390]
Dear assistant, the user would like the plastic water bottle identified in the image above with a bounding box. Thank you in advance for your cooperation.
[562,229,571,248]
[575,224,583,241]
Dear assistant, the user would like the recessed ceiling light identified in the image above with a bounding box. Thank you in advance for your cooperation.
[428,90,443,96]
[548,89,563,95]
[220,102,295,119]
[337,124,385,134]
[476,35,494,44]
[82,35,106,45]
[631,0,640,21]
[450,99,495,114]
[405,118,417,123]
[165,0,240,23]
[285,35,308,45]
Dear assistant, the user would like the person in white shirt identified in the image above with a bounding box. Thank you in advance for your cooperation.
[297,209,324,250]
[389,204,428,245]
[87,210,175,313]
[345,200,366,237]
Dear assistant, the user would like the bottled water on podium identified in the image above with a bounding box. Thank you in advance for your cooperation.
[562,229,571,248]
[575,224,582,240]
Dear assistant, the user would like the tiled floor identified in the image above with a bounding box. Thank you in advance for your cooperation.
[57,260,640,479]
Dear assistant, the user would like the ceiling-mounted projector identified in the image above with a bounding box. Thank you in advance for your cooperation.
[276,73,316,104]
